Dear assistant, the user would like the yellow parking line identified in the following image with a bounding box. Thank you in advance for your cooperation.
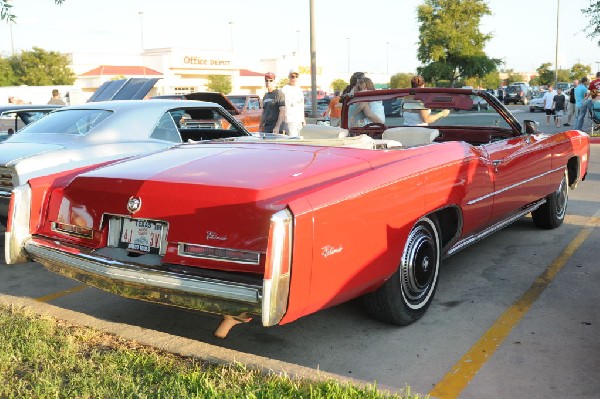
[35,284,87,303]
[429,212,599,399]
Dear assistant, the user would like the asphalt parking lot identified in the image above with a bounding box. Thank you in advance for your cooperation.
[0,117,598,399]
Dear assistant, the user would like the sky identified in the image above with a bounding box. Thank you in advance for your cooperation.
[1,0,599,76]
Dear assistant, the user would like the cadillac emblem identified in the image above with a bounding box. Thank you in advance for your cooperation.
[127,196,142,214]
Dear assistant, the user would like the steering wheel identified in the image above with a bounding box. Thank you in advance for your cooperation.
[362,122,387,129]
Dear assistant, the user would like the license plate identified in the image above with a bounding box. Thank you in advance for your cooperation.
[118,218,164,254]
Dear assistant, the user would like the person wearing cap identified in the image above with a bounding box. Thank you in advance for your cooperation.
[259,72,286,133]
[281,71,306,137]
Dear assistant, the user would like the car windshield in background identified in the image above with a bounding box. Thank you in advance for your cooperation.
[346,92,512,130]
[19,109,113,135]
[227,97,246,111]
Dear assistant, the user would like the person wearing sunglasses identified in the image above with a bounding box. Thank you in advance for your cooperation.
[281,71,306,137]
[259,72,286,133]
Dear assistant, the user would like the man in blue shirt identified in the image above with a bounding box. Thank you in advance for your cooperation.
[574,77,590,130]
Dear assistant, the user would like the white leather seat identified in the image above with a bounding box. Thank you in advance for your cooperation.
[381,127,439,147]
[300,124,349,139]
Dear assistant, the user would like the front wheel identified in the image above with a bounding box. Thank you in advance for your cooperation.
[532,171,568,229]
[363,216,441,325]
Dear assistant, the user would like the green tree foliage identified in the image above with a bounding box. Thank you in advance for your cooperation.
[416,0,501,86]
[206,75,232,94]
[570,63,592,80]
[582,1,600,45]
[0,58,16,86]
[389,73,413,89]
[8,47,75,85]
[536,63,555,86]
[330,79,347,93]
[1,0,64,21]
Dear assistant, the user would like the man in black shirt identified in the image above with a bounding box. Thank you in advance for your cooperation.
[553,88,567,127]
[259,72,286,133]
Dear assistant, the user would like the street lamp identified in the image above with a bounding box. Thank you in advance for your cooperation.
[296,29,300,54]
[596,61,600,74]
[138,11,144,52]
[346,37,350,73]
[228,22,234,52]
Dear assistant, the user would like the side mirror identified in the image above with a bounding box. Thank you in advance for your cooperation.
[524,119,538,134]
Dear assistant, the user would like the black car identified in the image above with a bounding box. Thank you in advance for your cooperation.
[383,98,403,117]
[0,104,62,141]
[504,84,533,105]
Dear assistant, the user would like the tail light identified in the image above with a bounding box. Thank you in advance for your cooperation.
[262,208,293,326]
[5,185,32,265]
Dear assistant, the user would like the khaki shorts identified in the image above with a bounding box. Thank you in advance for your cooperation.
[568,103,577,116]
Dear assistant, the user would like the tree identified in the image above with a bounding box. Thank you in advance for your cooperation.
[9,47,75,85]
[206,75,232,94]
[416,0,501,86]
[330,79,347,93]
[389,73,413,89]
[1,0,64,22]
[570,63,592,80]
[582,1,600,45]
[536,63,555,86]
[0,57,16,86]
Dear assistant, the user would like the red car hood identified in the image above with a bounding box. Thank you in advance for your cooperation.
[46,143,374,255]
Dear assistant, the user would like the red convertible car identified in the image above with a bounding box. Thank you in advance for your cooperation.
[5,88,590,337]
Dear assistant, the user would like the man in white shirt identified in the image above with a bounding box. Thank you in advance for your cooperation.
[542,85,557,126]
[281,71,306,137]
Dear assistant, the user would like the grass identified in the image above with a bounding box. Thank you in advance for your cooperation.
[0,305,426,399]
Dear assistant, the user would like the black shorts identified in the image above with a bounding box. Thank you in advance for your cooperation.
[545,109,555,116]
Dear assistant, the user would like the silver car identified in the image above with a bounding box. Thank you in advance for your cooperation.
[0,100,251,225]
[529,92,546,112]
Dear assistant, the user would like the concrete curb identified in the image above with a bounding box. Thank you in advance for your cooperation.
[0,293,390,392]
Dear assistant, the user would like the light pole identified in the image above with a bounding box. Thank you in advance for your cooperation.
[554,0,559,86]
[386,42,390,75]
[228,22,234,52]
[596,62,600,74]
[346,37,350,73]
[138,11,144,52]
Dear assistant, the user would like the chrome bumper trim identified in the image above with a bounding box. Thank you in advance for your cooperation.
[446,199,545,257]
[25,237,263,316]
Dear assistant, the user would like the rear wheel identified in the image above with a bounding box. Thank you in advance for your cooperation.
[532,171,568,229]
[363,216,441,325]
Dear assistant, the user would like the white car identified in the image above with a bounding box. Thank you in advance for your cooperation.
[0,99,251,225]
[529,92,546,112]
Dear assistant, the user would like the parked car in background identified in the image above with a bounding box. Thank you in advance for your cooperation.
[470,95,489,111]
[0,100,251,226]
[504,84,533,105]
[152,93,262,132]
[383,98,403,117]
[0,105,62,142]
[529,92,546,112]
[5,87,589,338]
[304,97,331,117]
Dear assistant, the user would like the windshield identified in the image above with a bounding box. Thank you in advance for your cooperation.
[346,91,513,130]
[18,109,113,135]
[227,97,246,111]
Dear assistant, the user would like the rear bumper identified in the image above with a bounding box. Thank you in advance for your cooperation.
[25,236,263,317]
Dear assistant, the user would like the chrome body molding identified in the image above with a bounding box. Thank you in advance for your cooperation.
[24,237,263,316]
[467,166,564,205]
[445,199,545,257]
